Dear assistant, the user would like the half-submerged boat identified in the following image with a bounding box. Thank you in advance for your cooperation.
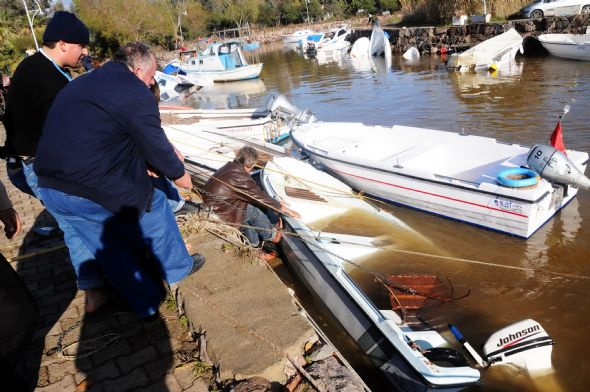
[305,26,351,55]
[169,41,263,82]
[262,156,556,391]
[292,122,589,238]
[447,28,523,72]
[538,33,590,61]
[350,27,392,66]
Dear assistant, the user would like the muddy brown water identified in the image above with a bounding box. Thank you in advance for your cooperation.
[179,44,590,392]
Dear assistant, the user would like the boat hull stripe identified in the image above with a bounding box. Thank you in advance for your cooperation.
[332,168,529,218]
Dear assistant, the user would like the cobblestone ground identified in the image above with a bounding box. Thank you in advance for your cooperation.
[1,127,208,392]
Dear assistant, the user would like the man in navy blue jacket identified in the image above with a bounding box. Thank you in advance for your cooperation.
[34,42,200,318]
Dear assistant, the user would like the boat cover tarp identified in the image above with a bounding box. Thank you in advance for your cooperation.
[447,28,522,68]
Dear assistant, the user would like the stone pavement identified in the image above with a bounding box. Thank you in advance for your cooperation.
[0,125,209,392]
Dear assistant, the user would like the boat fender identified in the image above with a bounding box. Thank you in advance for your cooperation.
[497,168,539,188]
[423,347,469,367]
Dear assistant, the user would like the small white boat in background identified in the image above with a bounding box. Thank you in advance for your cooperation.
[538,33,590,61]
[402,47,421,61]
[281,29,315,44]
[447,28,523,72]
[261,156,557,391]
[292,122,589,238]
[171,41,263,82]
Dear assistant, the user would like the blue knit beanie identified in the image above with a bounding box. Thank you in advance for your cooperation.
[42,11,89,45]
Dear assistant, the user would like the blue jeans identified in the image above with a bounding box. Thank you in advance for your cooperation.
[242,204,276,247]
[151,177,185,213]
[8,160,104,289]
[38,186,194,317]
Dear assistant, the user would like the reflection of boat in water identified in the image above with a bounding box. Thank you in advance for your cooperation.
[305,48,348,65]
[450,60,523,91]
[538,33,590,61]
[188,79,267,108]
[447,28,523,72]
[292,122,589,238]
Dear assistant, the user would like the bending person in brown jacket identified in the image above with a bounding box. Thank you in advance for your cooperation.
[203,147,299,258]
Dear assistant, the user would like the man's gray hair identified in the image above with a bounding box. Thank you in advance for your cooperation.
[113,42,154,70]
[235,147,258,168]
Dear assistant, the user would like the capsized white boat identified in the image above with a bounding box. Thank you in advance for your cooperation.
[538,33,590,61]
[161,94,315,145]
[172,41,263,82]
[155,71,200,101]
[292,122,589,238]
[261,156,556,391]
[447,28,523,71]
[305,26,351,55]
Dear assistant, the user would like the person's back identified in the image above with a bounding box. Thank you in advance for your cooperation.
[35,60,185,213]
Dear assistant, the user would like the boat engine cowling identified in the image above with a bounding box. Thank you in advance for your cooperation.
[526,144,590,190]
[483,319,555,373]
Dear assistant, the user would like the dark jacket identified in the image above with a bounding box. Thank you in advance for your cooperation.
[3,52,69,156]
[203,161,281,225]
[35,61,185,214]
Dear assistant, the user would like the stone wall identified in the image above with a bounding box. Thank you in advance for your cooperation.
[349,14,590,53]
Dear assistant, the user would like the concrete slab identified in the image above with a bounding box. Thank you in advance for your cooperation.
[179,231,316,383]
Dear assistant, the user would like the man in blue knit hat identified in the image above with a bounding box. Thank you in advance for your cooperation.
[2,12,110,313]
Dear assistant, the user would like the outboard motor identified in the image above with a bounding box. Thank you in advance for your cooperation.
[264,94,317,124]
[483,319,555,374]
[527,144,590,190]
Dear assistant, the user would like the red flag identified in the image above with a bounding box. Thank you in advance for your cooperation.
[549,121,567,155]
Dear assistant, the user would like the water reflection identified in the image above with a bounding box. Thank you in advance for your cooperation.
[185,79,267,109]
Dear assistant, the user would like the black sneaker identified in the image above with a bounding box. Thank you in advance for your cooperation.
[189,253,206,275]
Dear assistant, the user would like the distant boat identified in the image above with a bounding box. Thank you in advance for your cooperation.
[166,41,263,82]
[447,28,523,72]
[305,26,351,55]
[292,121,589,238]
[281,29,315,44]
[538,33,590,61]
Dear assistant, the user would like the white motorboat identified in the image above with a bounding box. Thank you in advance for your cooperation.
[538,33,590,61]
[161,94,315,146]
[170,41,263,82]
[261,156,556,391]
[291,122,589,238]
[305,26,351,55]
[281,29,315,44]
[447,28,523,72]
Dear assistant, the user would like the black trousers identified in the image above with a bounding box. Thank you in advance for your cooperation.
[0,254,39,390]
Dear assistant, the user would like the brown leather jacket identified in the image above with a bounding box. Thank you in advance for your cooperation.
[202,161,281,225]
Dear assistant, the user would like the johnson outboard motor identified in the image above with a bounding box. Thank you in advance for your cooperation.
[264,94,316,125]
[482,319,555,374]
[527,144,590,190]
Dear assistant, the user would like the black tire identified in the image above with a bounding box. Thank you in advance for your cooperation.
[531,9,543,19]
[582,5,590,14]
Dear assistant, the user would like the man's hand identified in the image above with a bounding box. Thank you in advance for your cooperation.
[280,201,301,219]
[0,208,22,240]
[174,171,192,190]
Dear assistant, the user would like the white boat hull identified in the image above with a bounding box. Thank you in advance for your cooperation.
[262,157,481,391]
[292,123,588,238]
[183,63,263,82]
[539,34,590,61]
[282,29,315,44]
